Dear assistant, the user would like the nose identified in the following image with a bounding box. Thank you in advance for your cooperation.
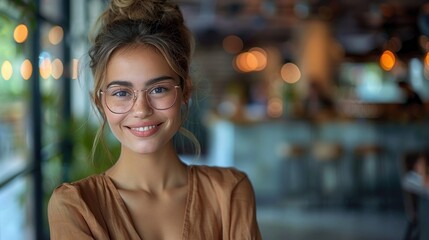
[131,90,153,117]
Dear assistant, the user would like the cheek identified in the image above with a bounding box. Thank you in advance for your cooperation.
[166,103,184,129]
[104,108,123,127]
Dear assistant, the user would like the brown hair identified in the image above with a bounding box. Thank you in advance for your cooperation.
[88,0,200,159]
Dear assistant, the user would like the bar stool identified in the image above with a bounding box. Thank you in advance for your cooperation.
[353,144,385,209]
[278,143,309,199]
[311,142,343,207]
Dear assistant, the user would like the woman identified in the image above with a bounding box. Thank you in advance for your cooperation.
[47,0,262,239]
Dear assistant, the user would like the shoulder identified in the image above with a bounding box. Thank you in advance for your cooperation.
[192,164,246,180]
[52,174,106,194]
[190,165,249,190]
[48,175,113,238]
[49,174,107,208]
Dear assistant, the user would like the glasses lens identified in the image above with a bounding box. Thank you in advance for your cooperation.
[105,86,134,113]
[147,83,178,110]
[103,83,179,113]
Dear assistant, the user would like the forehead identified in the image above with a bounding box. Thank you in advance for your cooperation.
[105,44,178,86]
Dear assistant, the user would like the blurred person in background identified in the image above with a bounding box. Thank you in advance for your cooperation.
[47,0,261,239]
[402,152,429,240]
[402,153,429,197]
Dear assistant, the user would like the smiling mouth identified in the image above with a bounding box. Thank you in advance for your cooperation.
[130,125,158,132]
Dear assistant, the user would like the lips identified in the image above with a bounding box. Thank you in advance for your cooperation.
[127,123,162,137]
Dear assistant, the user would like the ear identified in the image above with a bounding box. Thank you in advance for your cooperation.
[182,78,193,104]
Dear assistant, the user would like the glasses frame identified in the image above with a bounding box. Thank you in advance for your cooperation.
[99,83,181,114]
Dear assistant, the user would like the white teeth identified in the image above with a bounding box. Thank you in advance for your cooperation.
[132,125,156,132]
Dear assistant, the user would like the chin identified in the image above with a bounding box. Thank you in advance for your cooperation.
[125,141,168,155]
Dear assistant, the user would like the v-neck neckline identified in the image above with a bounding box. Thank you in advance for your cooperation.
[101,165,194,240]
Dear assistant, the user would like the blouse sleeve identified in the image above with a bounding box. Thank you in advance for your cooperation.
[47,185,95,240]
[229,175,262,240]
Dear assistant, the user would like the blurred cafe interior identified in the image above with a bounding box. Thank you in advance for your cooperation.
[1,0,429,239]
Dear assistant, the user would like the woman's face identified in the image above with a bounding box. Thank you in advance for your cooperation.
[102,45,185,155]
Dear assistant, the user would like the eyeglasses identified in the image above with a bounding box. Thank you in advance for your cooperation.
[100,83,180,114]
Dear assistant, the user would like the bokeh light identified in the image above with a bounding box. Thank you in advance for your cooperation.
[1,61,13,80]
[14,24,28,43]
[267,97,283,118]
[51,58,63,79]
[72,58,79,79]
[380,50,396,71]
[39,52,52,80]
[281,63,301,83]
[249,47,267,71]
[243,52,258,71]
[20,59,33,80]
[234,48,268,73]
[48,26,64,45]
[235,52,254,72]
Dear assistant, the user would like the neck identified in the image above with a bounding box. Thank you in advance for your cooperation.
[106,143,188,194]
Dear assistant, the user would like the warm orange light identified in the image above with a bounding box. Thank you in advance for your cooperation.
[281,63,301,83]
[249,47,267,71]
[223,35,243,54]
[51,59,63,79]
[20,59,32,80]
[72,58,79,79]
[244,52,258,70]
[267,97,283,118]
[48,26,64,45]
[39,58,52,79]
[234,52,257,72]
[234,49,268,73]
[1,61,13,80]
[14,24,28,43]
[233,56,242,72]
[380,50,396,71]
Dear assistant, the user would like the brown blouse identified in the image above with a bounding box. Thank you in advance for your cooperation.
[48,165,262,239]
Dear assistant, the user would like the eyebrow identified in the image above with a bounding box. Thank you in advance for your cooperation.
[106,76,176,88]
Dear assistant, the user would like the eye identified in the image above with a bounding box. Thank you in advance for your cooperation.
[149,84,171,95]
[108,87,133,98]
[113,90,130,97]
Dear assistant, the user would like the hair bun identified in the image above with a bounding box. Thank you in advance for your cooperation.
[106,0,183,26]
